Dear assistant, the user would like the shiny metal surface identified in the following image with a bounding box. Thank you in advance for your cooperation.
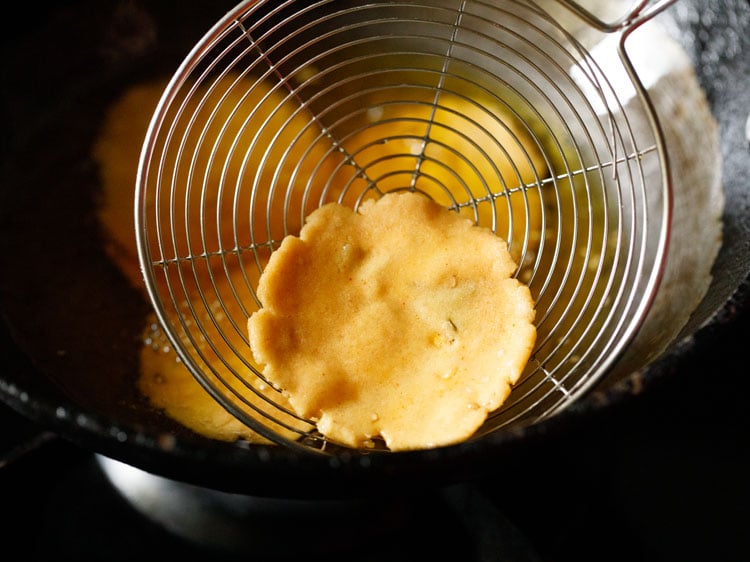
[136,0,675,452]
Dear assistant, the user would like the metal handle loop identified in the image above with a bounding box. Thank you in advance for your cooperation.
[557,0,678,33]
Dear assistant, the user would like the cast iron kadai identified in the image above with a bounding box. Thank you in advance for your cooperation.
[1,0,747,498]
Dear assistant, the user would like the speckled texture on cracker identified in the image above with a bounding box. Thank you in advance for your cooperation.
[248,191,536,451]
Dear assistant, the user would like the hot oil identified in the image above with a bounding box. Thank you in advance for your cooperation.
[96,69,608,446]
[95,75,321,444]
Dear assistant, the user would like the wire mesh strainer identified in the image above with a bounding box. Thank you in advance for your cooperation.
[135,0,674,454]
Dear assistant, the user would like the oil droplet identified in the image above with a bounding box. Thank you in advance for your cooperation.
[439,367,457,380]
[158,433,177,450]
[258,448,271,462]
[295,64,319,84]
[367,106,384,122]
[586,254,601,271]
[407,139,422,154]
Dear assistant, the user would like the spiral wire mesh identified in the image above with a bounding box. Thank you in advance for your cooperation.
[136,0,674,453]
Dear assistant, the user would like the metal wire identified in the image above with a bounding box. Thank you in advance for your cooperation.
[135,0,674,453]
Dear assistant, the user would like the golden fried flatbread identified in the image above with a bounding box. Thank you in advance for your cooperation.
[248,191,536,451]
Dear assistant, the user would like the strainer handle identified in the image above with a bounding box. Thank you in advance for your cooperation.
[558,0,678,33]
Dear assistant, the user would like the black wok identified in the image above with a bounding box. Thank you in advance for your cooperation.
[1,0,748,499]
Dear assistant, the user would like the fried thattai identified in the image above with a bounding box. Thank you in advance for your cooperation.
[248,191,536,451]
